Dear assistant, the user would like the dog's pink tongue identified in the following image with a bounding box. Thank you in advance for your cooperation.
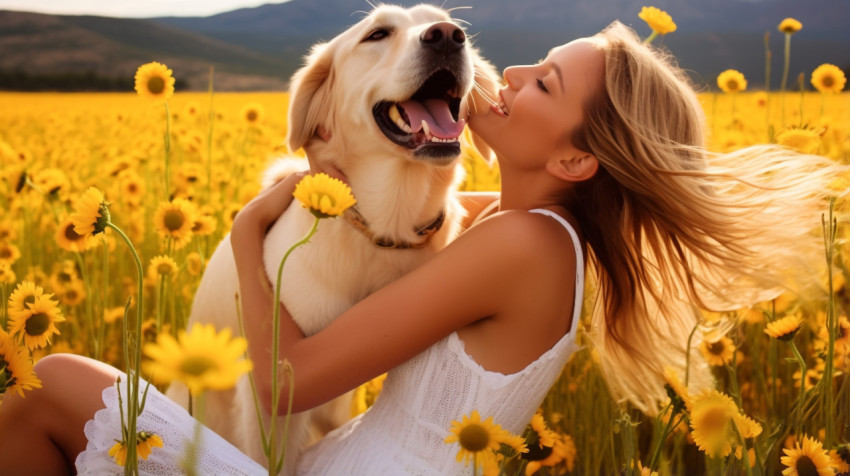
[399,99,465,139]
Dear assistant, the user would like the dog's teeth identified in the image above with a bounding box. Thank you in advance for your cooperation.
[389,104,401,123]
[421,120,430,138]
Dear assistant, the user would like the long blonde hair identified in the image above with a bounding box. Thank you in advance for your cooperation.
[570,21,845,413]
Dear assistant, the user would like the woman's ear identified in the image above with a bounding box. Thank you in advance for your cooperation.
[546,153,598,183]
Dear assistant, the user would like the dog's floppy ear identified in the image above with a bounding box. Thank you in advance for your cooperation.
[465,50,501,163]
[287,41,335,153]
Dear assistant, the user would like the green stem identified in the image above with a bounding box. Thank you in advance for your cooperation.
[788,340,807,438]
[643,31,658,44]
[780,33,791,124]
[822,198,837,447]
[268,217,320,474]
[107,222,145,475]
[685,322,699,386]
[164,101,172,200]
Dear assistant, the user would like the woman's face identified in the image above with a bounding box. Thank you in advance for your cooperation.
[469,39,604,168]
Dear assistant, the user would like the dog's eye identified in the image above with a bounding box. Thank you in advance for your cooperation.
[363,28,390,42]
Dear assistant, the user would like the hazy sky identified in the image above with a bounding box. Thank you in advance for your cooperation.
[0,0,290,18]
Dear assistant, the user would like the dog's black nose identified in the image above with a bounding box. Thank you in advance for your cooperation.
[420,22,465,53]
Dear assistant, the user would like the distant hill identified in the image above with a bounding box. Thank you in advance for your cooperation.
[2,0,848,91]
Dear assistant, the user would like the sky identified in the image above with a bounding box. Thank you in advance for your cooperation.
[0,0,289,18]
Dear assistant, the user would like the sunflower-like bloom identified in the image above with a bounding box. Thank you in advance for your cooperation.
[521,411,559,464]
[153,198,198,250]
[688,390,740,458]
[778,18,803,34]
[524,433,577,475]
[0,241,21,265]
[700,335,736,367]
[71,187,110,237]
[0,262,15,285]
[829,448,850,474]
[55,216,92,253]
[0,329,42,398]
[108,431,164,466]
[717,69,747,93]
[811,64,846,94]
[765,314,803,341]
[8,293,66,351]
[445,410,506,470]
[292,173,357,219]
[663,366,691,409]
[777,127,822,155]
[7,280,45,320]
[142,323,252,395]
[780,435,833,476]
[240,102,266,125]
[134,62,175,101]
[638,6,677,35]
[147,255,179,281]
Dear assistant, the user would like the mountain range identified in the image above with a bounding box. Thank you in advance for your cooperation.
[1,0,848,91]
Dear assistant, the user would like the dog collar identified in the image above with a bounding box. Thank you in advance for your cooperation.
[343,207,445,249]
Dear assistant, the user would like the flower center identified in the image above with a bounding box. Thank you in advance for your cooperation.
[0,248,10,259]
[179,355,218,376]
[708,341,726,355]
[794,455,819,476]
[65,223,84,242]
[821,76,835,88]
[25,312,51,336]
[699,407,729,433]
[726,79,740,92]
[157,263,174,275]
[246,110,258,122]
[65,289,79,302]
[147,76,165,95]
[458,424,490,453]
[163,210,185,231]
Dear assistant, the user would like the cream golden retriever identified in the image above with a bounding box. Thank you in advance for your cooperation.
[166,3,498,473]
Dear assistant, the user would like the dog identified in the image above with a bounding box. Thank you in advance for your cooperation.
[166,3,499,473]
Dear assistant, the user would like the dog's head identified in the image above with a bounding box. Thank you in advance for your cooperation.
[286,4,498,168]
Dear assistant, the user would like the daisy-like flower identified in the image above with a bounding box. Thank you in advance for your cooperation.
[33,168,69,196]
[186,252,203,277]
[765,314,803,341]
[524,431,576,475]
[777,126,822,155]
[0,262,15,285]
[778,18,803,34]
[0,329,42,399]
[699,335,736,367]
[638,6,677,35]
[810,64,846,94]
[191,214,217,236]
[663,366,691,409]
[108,431,164,466]
[153,198,198,250]
[55,216,92,253]
[7,280,44,320]
[733,413,763,440]
[134,62,175,101]
[829,447,850,474]
[58,280,86,307]
[147,255,179,281]
[0,241,21,265]
[834,316,850,352]
[688,389,739,458]
[717,69,747,93]
[8,294,66,351]
[103,306,126,325]
[142,322,252,395]
[117,170,146,207]
[780,434,833,476]
[445,410,505,470]
[71,187,110,237]
[522,411,559,462]
[240,102,266,125]
[292,173,357,219]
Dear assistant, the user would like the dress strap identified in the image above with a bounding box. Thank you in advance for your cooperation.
[528,209,584,339]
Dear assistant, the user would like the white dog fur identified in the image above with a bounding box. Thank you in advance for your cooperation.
[166,4,498,473]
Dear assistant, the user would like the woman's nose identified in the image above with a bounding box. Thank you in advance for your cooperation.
[503,65,528,88]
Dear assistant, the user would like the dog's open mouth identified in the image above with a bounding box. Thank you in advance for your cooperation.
[373,69,464,160]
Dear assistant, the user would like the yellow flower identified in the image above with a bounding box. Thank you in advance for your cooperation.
[117,170,146,207]
[58,280,86,307]
[292,173,357,219]
[445,410,505,470]
[33,168,69,196]
[191,214,218,236]
[811,64,846,94]
[780,435,833,476]
[688,390,739,458]
[663,366,691,409]
[0,329,42,398]
[240,102,266,125]
[8,294,66,351]
[0,241,21,265]
[765,314,802,341]
[524,431,575,475]
[107,431,163,466]
[717,69,747,93]
[829,448,850,474]
[103,306,126,325]
[699,335,736,367]
[71,187,110,237]
[523,411,559,457]
[638,6,677,35]
[55,216,92,253]
[142,323,252,395]
[7,280,45,320]
[778,18,803,34]
[153,199,198,249]
[777,126,822,154]
[733,414,763,439]
[134,62,175,101]
[0,262,15,285]
[148,255,179,281]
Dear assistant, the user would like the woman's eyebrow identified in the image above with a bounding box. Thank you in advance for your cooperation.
[552,63,565,94]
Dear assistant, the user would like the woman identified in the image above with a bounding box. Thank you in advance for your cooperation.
[0,21,840,474]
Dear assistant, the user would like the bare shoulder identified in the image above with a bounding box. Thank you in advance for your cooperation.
[458,209,579,259]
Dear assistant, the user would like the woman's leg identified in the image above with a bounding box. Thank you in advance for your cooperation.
[0,353,121,474]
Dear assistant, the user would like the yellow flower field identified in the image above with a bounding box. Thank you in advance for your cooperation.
[1,62,849,476]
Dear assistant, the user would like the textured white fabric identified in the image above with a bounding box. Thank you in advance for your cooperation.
[296,209,585,475]
[77,209,584,476]
[75,377,267,475]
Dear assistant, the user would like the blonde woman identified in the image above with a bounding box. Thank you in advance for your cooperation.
[0,21,841,475]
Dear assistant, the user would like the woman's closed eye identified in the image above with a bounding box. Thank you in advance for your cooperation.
[536,78,549,93]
